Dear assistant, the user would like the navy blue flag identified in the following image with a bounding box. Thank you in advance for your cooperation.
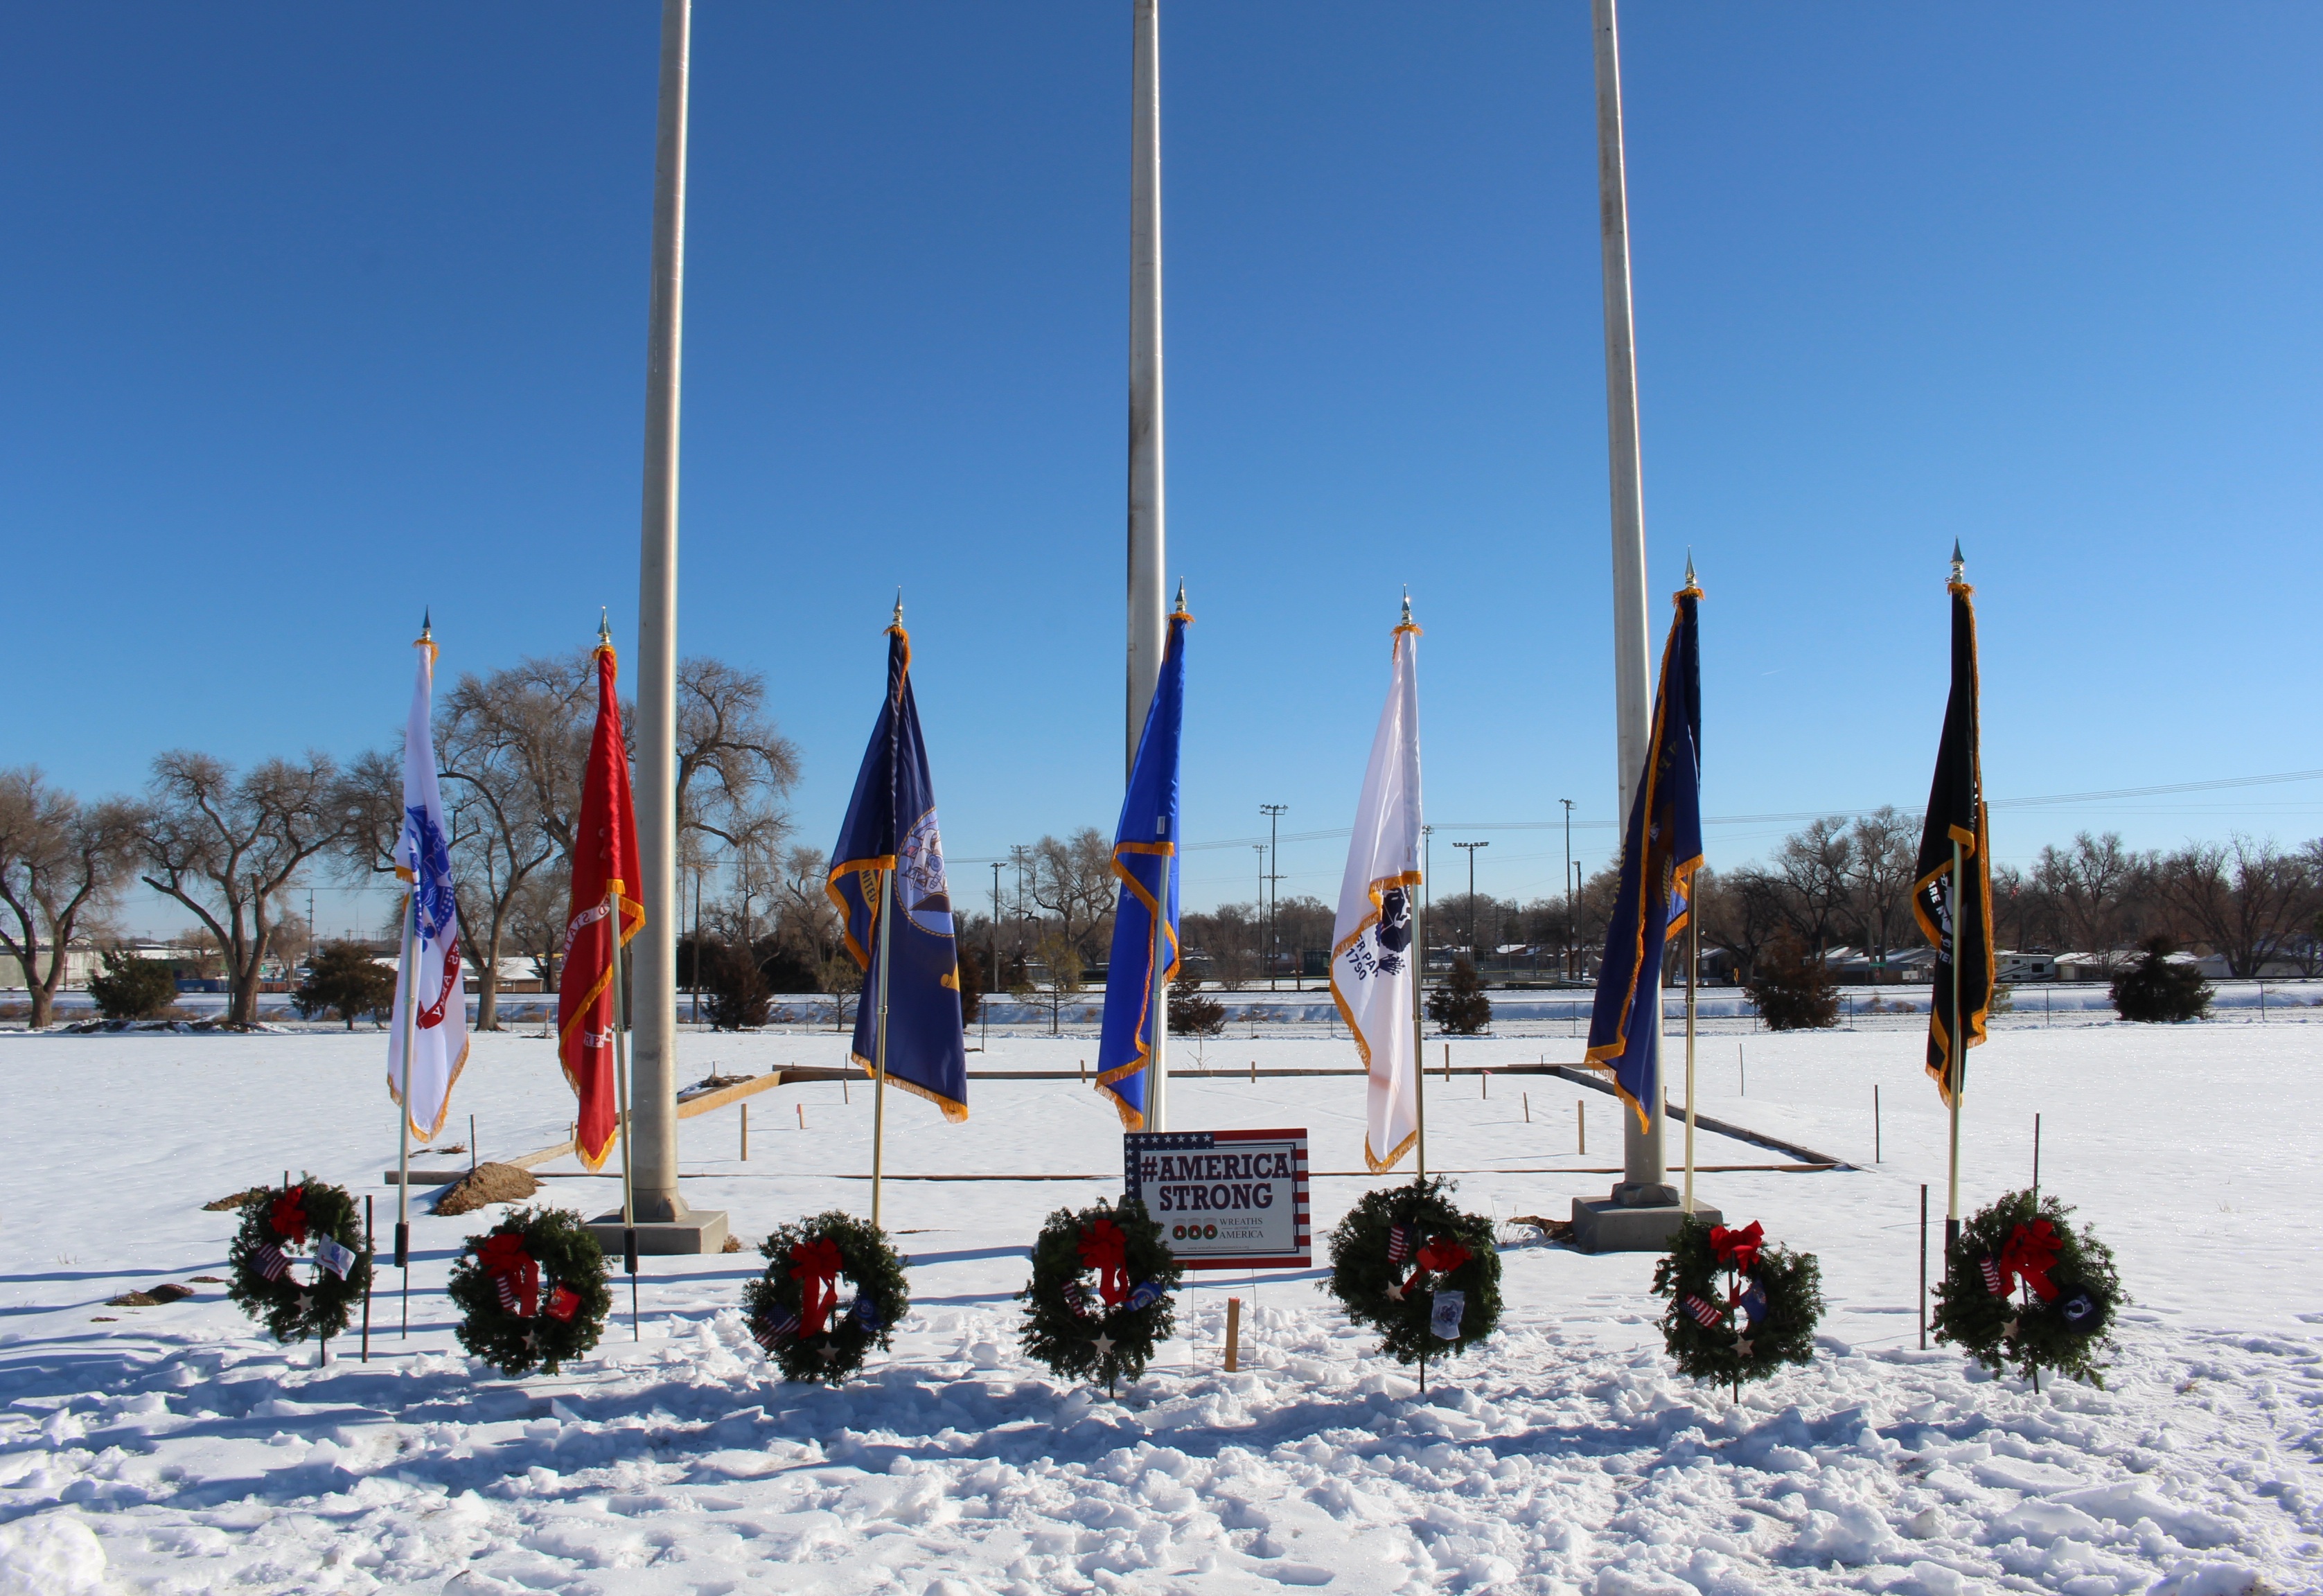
[1586,576,1705,1132]
[1097,602,1191,1128]
[827,619,968,1121]
[1911,556,1991,1108]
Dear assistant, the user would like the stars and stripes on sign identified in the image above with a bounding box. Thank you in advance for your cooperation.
[753,1306,802,1350]
[1387,1223,1415,1265]
[1684,1293,1727,1329]
[252,1243,289,1282]
[495,1275,524,1314]
[1979,1255,2006,1295]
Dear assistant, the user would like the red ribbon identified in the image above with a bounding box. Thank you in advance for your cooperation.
[1415,1236,1472,1277]
[270,1187,309,1247]
[1394,1234,1472,1300]
[790,1237,844,1338]
[477,1232,540,1318]
[1078,1218,1131,1308]
[1997,1219,2061,1302]
[1709,1221,1764,1274]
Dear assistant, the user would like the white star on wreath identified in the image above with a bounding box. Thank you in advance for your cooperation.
[1091,1333,1118,1358]
[818,1340,840,1364]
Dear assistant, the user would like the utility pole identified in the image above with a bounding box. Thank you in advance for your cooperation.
[1561,799,1575,981]
[1454,841,1489,969]
[1260,804,1287,988]
[989,860,1003,998]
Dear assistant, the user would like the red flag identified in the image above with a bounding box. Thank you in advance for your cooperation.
[558,639,644,1171]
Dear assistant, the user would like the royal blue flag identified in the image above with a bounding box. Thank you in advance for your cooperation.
[1096,601,1191,1129]
[827,617,969,1121]
[1586,574,1704,1132]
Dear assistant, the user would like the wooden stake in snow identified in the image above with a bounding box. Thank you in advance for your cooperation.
[1224,1297,1242,1372]
[1578,1100,1587,1155]
[741,1101,748,1161]
[797,1102,805,1130]
[1523,1091,1530,1124]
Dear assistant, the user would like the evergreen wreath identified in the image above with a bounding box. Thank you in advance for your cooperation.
[1650,1216,1823,1387]
[225,1175,370,1344]
[741,1211,911,1385]
[445,1207,612,1377]
[1018,1197,1183,1394]
[1323,1177,1502,1376]
[1933,1188,2123,1386]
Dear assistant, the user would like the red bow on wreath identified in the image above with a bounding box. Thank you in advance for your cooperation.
[1708,1221,1763,1274]
[790,1237,845,1338]
[270,1187,309,1247]
[1393,1234,1472,1301]
[1077,1217,1131,1309]
[1997,1219,2061,1302]
[477,1232,540,1318]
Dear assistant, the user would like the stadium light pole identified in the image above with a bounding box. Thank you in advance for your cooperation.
[1260,804,1287,988]
[1454,841,1488,968]
[1561,799,1575,979]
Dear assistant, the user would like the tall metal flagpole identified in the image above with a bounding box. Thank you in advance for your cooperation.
[1591,0,1670,1207]
[1127,0,1168,1124]
[609,886,639,1337]
[630,0,695,1236]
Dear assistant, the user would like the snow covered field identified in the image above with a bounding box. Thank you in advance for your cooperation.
[2,1016,2318,1595]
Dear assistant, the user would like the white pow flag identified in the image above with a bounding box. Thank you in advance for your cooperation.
[1330,615,1424,1173]
[387,635,470,1140]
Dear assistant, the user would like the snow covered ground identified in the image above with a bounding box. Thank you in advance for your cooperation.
[1,1014,2318,1594]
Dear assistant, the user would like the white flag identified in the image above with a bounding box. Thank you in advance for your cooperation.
[387,635,469,1140]
[1330,614,1424,1173]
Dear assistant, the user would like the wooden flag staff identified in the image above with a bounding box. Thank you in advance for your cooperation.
[609,884,640,1338]
[870,864,894,1229]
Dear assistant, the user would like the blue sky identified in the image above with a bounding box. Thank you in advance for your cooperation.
[3,3,2317,937]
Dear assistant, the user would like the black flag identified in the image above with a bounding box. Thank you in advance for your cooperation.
[1911,555,1992,1107]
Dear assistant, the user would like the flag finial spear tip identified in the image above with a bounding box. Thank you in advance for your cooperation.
[1684,547,1697,587]
[1174,577,1187,614]
[892,589,904,626]
[597,608,612,646]
[419,608,432,641]
[1400,587,1413,626]
[1950,540,1966,583]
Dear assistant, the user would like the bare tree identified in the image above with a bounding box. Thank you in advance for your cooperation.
[1776,817,1855,951]
[773,846,840,969]
[1846,806,1917,963]
[677,656,801,865]
[1695,864,1790,984]
[1028,828,1117,960]
[134,752,350,1026]
[2033,831,2144,966]
[0,770,139,1027]
[2153,836,2314,977]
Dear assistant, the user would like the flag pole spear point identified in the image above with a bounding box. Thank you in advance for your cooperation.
[418,609,432,643]
[1684,548,1696,588]
[1950,540,1965,584]
[599,608,612,648]
[1400,587,1413,626]
[1174,578,1187,617]
[892,590,904,627]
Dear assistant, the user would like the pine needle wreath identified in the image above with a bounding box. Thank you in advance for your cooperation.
[225,1175,370,1344]
[1650,1216,1823,1387]
[445,1207,612,1377]
[1018,1197,1183,1394]
[741,1211,911,1385]
[1933,1188,2123,1387]
[1323,1177,1502,1374]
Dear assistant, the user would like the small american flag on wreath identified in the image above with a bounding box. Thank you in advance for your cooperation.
[1684,1294,1726,1329]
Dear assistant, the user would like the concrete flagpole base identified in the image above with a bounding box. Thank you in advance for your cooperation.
[588,1203,728,1257]
[1570,1191,1719,1254]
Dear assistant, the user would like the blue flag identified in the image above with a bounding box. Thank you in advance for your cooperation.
[1095,603,1191,1129]
[1586,576,1704,1132]
[827,619,969,1121]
